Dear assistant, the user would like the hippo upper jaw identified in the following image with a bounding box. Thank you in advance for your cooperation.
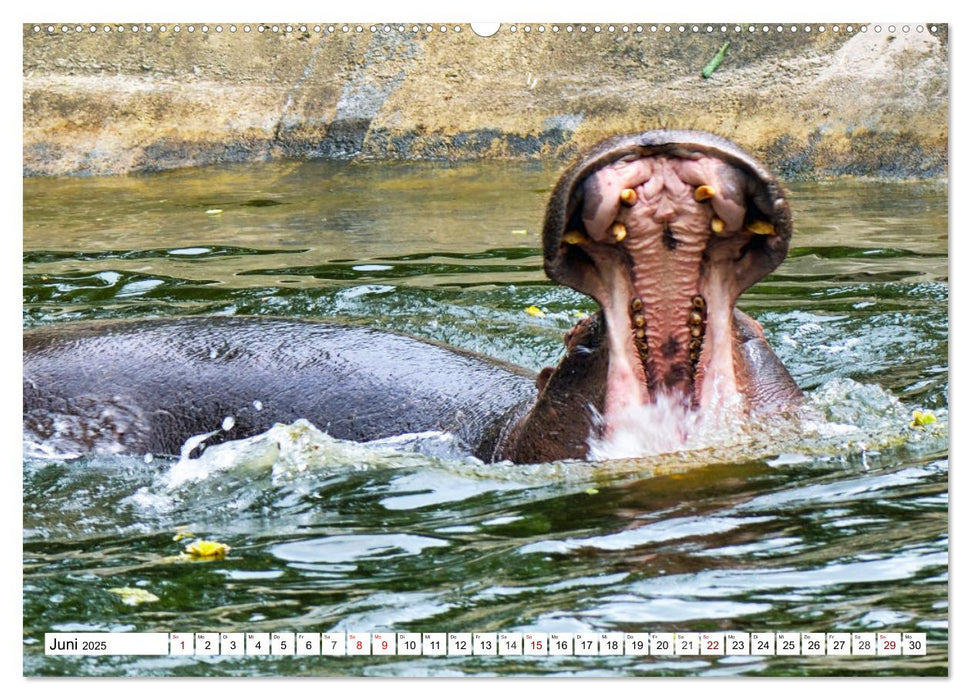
[541,130,794,444]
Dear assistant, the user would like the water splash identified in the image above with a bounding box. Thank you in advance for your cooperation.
[162,420,464,489]
[140,373,948,492]
[586,387,747,462]
[586,376,944,466]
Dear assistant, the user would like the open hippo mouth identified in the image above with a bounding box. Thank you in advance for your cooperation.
[23,128,799,466]
[542,130,793,437]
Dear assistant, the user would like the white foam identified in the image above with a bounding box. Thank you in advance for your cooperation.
[587,383,746,461]
[161,421,471,490]
[165,425,293,488]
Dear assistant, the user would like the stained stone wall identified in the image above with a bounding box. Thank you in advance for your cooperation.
[23,23,948,178]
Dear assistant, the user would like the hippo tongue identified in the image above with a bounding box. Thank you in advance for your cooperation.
[542,131,792,437]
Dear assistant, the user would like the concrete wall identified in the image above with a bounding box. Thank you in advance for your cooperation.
[23,23,948,178]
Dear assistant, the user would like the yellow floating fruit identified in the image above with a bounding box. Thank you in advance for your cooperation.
[109,587,160,606]
[525,306,546,318]
[184,540,232,559]
[909,410,937,428]
[173,531,195,542]
[204,209,223,215]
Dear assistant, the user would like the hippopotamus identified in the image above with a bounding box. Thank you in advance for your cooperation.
[23,130,801,464]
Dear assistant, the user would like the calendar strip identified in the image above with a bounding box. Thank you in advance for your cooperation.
[44,631,927,657]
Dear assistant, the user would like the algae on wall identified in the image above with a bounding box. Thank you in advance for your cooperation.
[23,23,948,178]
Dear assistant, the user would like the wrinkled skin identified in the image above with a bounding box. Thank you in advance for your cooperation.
[23,130,801,464]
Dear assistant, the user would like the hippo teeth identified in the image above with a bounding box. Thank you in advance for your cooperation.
[686,301,706,369]
[573,149,788,405]
[570,158,765,405]
[627,288,708,404]
[628,284,708,390]
[544,132,792,428]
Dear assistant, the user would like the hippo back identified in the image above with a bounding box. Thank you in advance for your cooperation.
[23,317,538,461]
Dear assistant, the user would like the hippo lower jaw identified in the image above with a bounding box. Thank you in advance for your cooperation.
[522,130,796,454]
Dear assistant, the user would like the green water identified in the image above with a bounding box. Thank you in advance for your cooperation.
[22,161,948,676]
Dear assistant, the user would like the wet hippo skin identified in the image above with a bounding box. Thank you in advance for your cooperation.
[23,318,538,461]
[23,130,802,463]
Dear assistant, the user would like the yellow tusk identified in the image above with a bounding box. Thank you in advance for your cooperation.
[711,217,725,234]
[620,188,638,206]
[612,222,628,242]
[563,230,587,245]
[746,220,776,235]
[694,185,716,202]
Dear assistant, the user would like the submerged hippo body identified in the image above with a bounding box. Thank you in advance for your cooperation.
[23,130,802,463]
[23,318,539,461]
